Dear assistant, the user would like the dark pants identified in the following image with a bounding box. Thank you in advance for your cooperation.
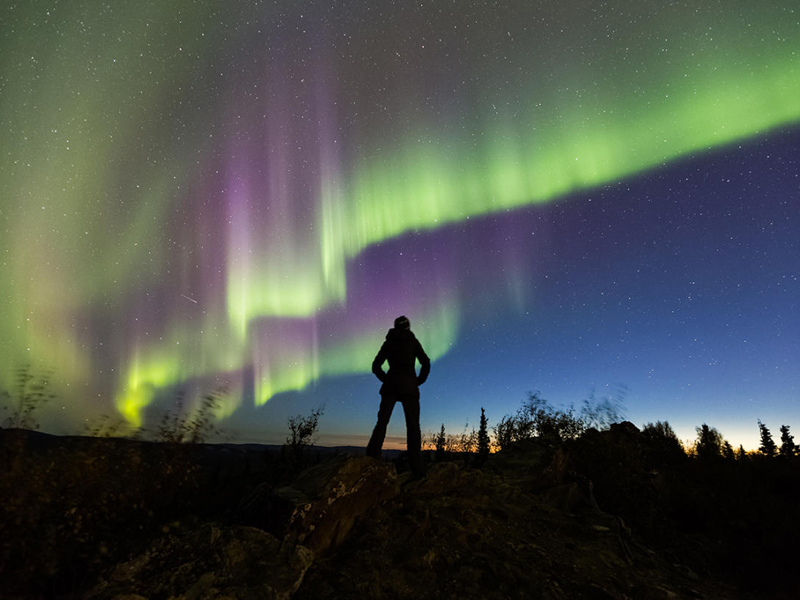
[366,392,422,472]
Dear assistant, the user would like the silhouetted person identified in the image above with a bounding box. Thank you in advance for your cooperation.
[366,315,430,475]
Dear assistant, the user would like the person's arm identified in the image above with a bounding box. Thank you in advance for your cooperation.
[372,344,388,382]
[416,342,431,385]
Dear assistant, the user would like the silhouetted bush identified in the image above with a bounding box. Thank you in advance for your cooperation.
[452,426,478,459]
[1,365,55,430]
[641,420,686,467]
[156,386,228,444]
[695,423,724,461]
[422,423,479,464]
[580,385,627,430]
[493,391,624,450]
[284,405,325,467]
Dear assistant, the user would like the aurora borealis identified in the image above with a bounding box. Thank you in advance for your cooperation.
[2,1,798,449]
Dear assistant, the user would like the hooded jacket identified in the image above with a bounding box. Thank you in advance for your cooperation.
[372,327,431,395]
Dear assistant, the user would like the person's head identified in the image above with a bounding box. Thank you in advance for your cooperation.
[394,315,410,331]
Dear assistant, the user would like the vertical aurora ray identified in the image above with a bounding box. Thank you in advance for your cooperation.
[1,0,798,432]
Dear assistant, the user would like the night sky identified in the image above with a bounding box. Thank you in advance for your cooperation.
[2,1,798,450]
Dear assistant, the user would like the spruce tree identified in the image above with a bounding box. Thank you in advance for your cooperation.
[758,420,777,457]
[779,425,797,458]
[477,407,490,460]
[435,424,447,461]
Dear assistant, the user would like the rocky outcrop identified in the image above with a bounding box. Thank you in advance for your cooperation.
[89,450,743,600]
[236,455,400,553]
[293,458,735,600]
[282,455,400,554]
[90,456,400,599]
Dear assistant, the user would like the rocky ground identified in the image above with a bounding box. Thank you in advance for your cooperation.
[5,423,797,599]
[87,445,744,599]
[293,459,731,600]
